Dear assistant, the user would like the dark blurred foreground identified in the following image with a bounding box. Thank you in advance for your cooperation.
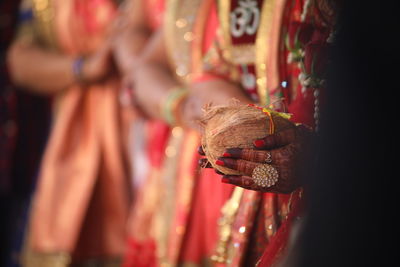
[1,1,51,266]
[292,1,397,266]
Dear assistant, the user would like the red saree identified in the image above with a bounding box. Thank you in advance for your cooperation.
[258,0,335,264]
[170,0,334,266]
[125,0,335,266]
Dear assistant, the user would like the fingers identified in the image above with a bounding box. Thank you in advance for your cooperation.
[222,175,255,189]
[223,148,273,163]
[221,175,279,192]
[198,158,211,168]
[198,145,206,156]
[215,158,258,176]
[119,80,135,107]
[215,169,225,175]
[198,146,210,168]
[253,127,297,149]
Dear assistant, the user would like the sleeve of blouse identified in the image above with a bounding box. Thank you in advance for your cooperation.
[14,0,37,45]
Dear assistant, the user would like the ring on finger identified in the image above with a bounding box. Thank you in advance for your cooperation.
[265,151,272,163]
[252,164,279,188]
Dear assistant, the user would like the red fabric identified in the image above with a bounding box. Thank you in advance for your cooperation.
[74,0,116,34]
[122,120,170,266]
[147,120,170,168]
[122,239,157,267]
[257,192,303,266]
[179,168,234,263]
[144,0,165,30]
[177,3,237,262]
[203,0,218,52]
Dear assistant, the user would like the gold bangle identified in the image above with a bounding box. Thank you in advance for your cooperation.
[162,87,188,126]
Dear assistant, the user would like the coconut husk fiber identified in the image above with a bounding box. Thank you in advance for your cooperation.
[199,103,295,175]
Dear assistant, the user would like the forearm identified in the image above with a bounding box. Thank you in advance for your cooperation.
[131,27,251,128]
[133,61,180,120]
[7,42,76,95]
[112,0,152,76]
[114,28,151,76]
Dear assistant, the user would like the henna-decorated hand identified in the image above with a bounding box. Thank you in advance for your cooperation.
[199,125,314,194]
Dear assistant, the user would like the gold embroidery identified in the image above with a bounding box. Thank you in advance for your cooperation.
[155,129,185,266]
[165,0,203,84]
[156,130,201,267]
[218,0,277,105]
[217,0,258,66]
[218,0,258,65]
[32,0,58,49]
[22,251,71,267]
[218,0,233,63]
[255,0,276,106]
[191,0,214,79]
[211,187,244,263]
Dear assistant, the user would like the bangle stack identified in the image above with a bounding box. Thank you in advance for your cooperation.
[162,87,188,126]
[72,57,85,83]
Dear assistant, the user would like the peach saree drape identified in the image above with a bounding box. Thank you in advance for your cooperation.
[24,0,130,265]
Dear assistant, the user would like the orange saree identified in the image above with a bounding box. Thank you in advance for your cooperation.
[23,0,130,266]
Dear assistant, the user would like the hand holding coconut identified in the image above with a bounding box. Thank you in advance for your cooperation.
[199,103,314,194]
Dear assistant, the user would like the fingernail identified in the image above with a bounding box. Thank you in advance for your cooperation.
[254,139,265,148]
[198,146,205,155]
[222,152,231,157]
[221,177,230,183]
[215,160,225,166]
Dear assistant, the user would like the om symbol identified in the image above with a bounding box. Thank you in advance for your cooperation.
[230,0,260,37]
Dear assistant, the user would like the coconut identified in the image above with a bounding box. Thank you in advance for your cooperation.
[199,103,295,175]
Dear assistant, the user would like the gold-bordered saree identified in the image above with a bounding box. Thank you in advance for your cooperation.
[20,0,131,266]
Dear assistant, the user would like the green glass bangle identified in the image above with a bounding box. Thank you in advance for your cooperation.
[162,88,188,126]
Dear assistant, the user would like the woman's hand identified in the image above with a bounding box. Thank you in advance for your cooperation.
[81,41,114,83]
[7,40,113,94]
[181,79,252,130]
[111,27,150,75]
[199,124,314,193]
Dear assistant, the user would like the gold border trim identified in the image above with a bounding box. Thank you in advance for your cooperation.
[211,187,244,263]
[255,0,276,106]
[218,0,232,63]
[165,0,203,84]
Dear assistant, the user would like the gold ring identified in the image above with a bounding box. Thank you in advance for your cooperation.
[252,164,279,188]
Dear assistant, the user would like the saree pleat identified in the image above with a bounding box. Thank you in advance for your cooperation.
[23,0,130,265]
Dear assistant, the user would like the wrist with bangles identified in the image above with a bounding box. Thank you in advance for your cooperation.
[161,86,188,126]
[72,56,86,83]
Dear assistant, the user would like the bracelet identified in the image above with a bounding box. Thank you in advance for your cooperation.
[162,87,188,126]
[72,57,85,82]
